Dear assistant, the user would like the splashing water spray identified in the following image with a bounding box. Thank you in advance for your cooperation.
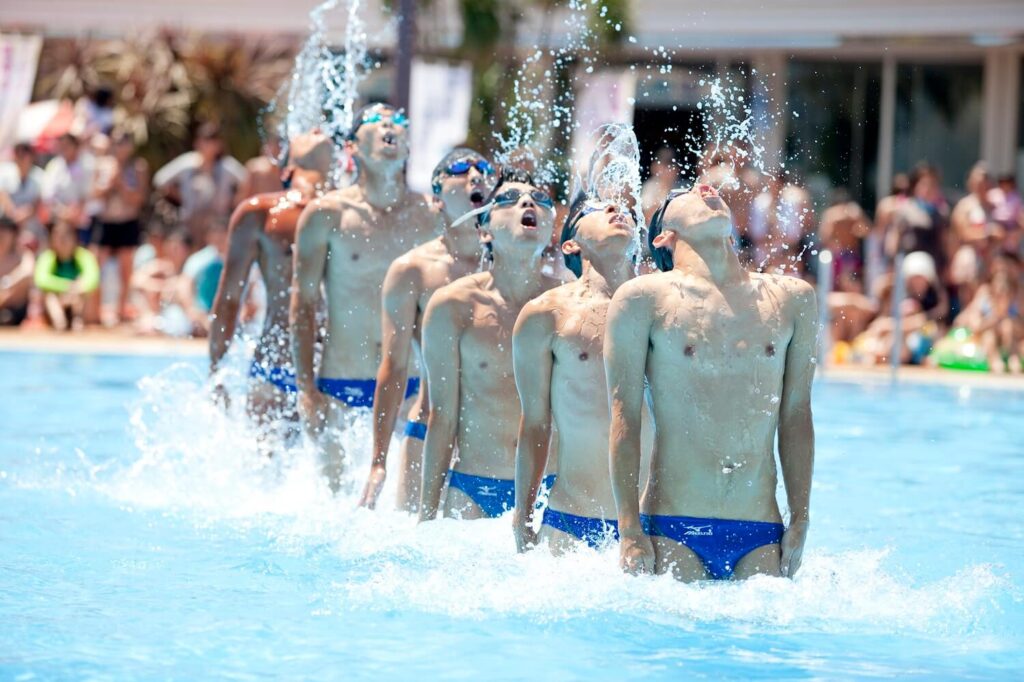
[263,0,375,187]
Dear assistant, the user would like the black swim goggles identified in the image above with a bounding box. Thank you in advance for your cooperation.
[492,188,555,210]
[444,158,494,177]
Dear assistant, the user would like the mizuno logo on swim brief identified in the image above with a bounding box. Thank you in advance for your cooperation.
[477,486,497,497]
[682,525,713,536]
[344,387,365,398]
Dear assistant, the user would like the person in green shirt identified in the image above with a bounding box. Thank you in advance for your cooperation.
[34,219,99,330]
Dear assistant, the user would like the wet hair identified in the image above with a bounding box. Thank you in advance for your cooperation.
[647,194,675,272]
[430,146,487,196]
[345,101,394,142]
[560,192,590,278]
[478,166,535,227]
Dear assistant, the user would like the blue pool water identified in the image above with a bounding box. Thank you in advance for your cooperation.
[1,350,1022,679]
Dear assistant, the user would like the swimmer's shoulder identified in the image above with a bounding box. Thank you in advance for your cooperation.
[612,270,676,305]
[754,271,817,311]
[384,241,435,289]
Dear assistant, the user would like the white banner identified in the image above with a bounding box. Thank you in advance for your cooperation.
[570,69,637,176]
[407,59,472,194]
[0,34,43,150]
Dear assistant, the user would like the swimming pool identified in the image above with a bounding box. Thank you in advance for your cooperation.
[1,350,1022,679]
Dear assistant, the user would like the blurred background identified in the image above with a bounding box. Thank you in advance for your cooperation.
[1,0,1024,372]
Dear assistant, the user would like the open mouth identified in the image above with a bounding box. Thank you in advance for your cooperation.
[469,189,485,207]
[381,132,397,146]
[697,184,719,199]
[520,209,538,229]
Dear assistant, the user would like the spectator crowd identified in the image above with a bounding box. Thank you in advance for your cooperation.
[0,101,281,338]
[2,99,1022,373]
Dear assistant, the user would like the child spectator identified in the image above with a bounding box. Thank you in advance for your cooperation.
[34,220,100,331]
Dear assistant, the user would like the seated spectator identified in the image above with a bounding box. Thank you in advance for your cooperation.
[131,230,191,335]
[990,174,1023,255]
[973,271,1021,373]
[33,220,100,331]
[176,225,227,336]
[0,215,34,326]
[819,189,871,293]
[854,251,948,365]
[0,143,45,248]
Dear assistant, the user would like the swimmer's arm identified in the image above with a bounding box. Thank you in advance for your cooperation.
[511,300,556,546]
[778,282,818,576]
[418,292,463,522]
[368,261,422,482]
[605,283,653,539]
[209,203,261,373]
[290,203,332,393]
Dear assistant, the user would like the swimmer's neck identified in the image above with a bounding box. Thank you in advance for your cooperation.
[578,255,633,297]
[440,218,483,261]
[355,163,405,210]
[489,246,547,304]
[673,236,745,285]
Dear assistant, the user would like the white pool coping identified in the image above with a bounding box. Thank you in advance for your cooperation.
[2,329,1023,391]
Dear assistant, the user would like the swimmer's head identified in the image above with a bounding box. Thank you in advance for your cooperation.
[478,167,556,253]
[431,147,495,222]
[282,129,334,190]
[560,193,636,278]
[47,219,79,261]
[344,102,409,167]
[648,184,732,271]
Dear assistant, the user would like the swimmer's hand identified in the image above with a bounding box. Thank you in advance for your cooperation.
[619,531,655,575]
[511,511,537,553]
[358,463,386,509]
[780,517,809,579]
[298,389,329,434]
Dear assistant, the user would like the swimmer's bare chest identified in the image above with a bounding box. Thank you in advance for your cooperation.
[647,276,793,458]
[551,294,611,418]
[459,292,519,403]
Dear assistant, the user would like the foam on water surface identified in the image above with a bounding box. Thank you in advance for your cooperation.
[7,359,1007,642]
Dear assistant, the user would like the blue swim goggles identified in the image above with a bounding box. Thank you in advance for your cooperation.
[492,188,555,210]
[445,158,494,176]
[360,107,408,128]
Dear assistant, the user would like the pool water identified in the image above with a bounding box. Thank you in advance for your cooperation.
[2,351,1022,679]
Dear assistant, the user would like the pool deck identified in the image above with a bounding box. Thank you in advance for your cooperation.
[2,328,1023,391]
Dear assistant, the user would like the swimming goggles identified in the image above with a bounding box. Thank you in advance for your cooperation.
[492,188,554,210]
[574,198,638,226]
[359,107,408,128]
[444,158,494,176]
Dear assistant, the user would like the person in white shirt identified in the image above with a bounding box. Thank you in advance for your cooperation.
[41,134,95,245]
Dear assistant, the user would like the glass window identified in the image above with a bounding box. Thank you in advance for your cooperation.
[893,62,983,200]
[786,60,882,211]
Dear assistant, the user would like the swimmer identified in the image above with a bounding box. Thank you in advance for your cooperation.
[605,184,817,581]
[209,130,333,427]
[291,104,438,490]
[418,167,562,521]
[511,194,639,552]
[358,148,495,511]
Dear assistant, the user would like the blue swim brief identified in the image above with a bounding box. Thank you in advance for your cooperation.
[447,470,557,518]
[542,507,618,549]
[404,420,427,440]
[640,514,784,580]
[316,377,420,409]
[249,360,297,393]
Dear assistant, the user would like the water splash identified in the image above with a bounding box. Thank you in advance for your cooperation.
[5,362,1004,639]
[571,122,645,265]
[263,0,375,185]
